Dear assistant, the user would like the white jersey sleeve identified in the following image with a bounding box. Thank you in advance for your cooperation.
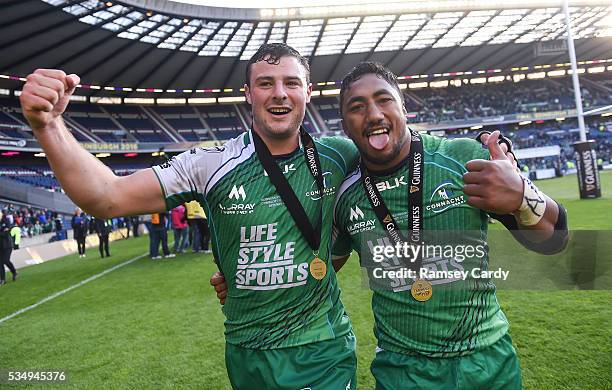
[151,135,251,209]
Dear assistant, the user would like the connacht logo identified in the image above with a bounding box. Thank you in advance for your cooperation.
[349,206,364,222]
[229,185,246,200]
[306,171,334,201]
[426,181,465,213]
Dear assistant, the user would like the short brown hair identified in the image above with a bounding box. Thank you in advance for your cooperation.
[245,43,310,86]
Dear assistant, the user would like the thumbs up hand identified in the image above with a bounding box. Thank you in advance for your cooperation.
[463,131,524,214]
[477,131,518,168]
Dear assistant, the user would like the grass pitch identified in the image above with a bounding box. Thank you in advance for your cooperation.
[0,171,610,389]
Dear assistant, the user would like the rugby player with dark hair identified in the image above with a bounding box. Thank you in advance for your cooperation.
[332,62,567,389]
[20,43,360,389]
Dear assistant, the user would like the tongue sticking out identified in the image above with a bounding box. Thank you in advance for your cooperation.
[368,133,390,150]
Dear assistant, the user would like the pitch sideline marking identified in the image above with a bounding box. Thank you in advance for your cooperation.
[0,252,148,325]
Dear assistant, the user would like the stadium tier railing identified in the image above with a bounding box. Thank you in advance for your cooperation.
[0,176,75,215]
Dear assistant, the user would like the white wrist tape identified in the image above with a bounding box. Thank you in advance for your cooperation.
[516,176,546,226]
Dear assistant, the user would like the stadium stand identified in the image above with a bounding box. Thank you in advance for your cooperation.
[0,201,58,238]
[152,105,209,141]
[2,73,609,143]
[197,105,246,140]
[405,76,611,123]
[312,97,342,132]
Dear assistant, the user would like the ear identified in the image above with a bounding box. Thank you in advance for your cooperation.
[244,84,252,105]
[305,82,312,104]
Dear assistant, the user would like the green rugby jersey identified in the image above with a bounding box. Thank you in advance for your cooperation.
[153,131,359,349]
[333,134,509,357]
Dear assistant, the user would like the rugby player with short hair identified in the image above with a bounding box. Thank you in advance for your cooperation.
[329,62,567,389]
[20,43,361,389]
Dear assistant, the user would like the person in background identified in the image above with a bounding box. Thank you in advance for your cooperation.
[124,216,131,238]
[93,217,111,258]
[111,217,119,231]
[0,211,18,285]
[14,212,22,228]
[71,207,88,258]
[10,223,21,250]
[171,205,188,254]
[149,212,175,260]
[32,220,42,236]
[185,200,204,253]
[53,212,65,241]
[38,210,47,226]
[5,208,14,226]
[131,215,140,237]
[197,208,211,254]
[21,225,29,240]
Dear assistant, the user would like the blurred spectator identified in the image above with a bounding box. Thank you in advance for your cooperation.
[186,200,206,253]
[0,211,18,285]
[123,216,131,238]
[10,224,21,250]
[198,211,211,254]
[171,205,188,253]
[72,207,88,258]
[131,216,141,237]
[32,220,43,236]
[149,212,174,260]
[93,217,111,258]
[53,212,66,241]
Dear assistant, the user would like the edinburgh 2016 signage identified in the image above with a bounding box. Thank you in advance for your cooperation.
[80,143,139,151]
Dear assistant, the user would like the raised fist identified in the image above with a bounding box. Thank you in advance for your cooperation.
[19,69,80,132]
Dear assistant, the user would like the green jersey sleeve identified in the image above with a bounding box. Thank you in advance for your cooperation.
[318,136,359,175]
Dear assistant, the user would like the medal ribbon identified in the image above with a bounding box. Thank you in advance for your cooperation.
[251,127,324,253]
[360,130,424,271]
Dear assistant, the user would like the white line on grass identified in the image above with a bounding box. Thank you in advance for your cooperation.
[0,252,148,325]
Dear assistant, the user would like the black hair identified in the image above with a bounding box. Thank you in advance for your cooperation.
[339,62,401,115]
[245,43,310,86]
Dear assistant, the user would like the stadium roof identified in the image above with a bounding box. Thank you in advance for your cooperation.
[1,0,611,97]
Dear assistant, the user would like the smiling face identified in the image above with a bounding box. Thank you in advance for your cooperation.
[341,73,410,172]
[245,55,312,152]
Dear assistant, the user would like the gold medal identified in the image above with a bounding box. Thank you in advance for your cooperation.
[411,279,433,302]
[310,257,327,280]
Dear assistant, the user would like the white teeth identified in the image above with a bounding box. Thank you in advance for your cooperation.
[369,128,388,136]
[269,108,290,114]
